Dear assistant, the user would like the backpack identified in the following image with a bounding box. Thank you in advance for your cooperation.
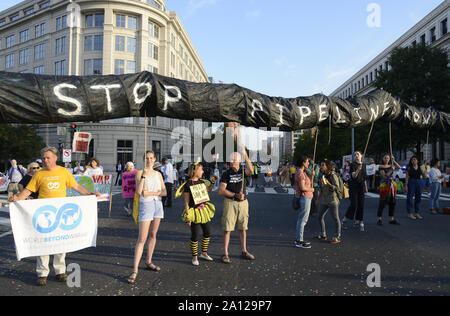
[329,172,347,200]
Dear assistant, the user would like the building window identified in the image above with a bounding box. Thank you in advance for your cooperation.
[152,141,161,162]
[19,49,29,64]
[171,52,175,68]
[35,23,46,37]
[20,29,29,43]
[85,35,103,51]
[148,21,159,38]
[10,14,20,22]
[412,40,417,46]
[148,43,158,60]
[86,13,104,28]
[127,37,136,53]
[442,19,448,36]
[127,16,137,30]
[24,7,34,15]
[116,14,125,27]
[34,65,44,74]
[117,140,133,165]
[148,65,158,74]
[40,1,51,9]
[147,0,161,9]
[84,59,103,75]
[55,36,66,54]
[115,35,125,51]
[55,60,66,76]
[0,20,6,27]
[56,15,67,30]
[430,27,436,43]
[420,34,426,44]
[370,72,373,82]
[6,35,15,48]
[126,60,136,74]
[114,59,125,75]
[34,43,45,60]
[5,53,14,68]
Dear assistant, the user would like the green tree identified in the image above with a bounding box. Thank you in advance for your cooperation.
[374,43,450,158]
[0,124,46,171]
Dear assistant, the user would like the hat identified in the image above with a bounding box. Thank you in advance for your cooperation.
[153,162,162,169]
[36,159,42,163]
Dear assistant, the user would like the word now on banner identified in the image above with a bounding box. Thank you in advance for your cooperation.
[9,196,98,261]
[67,175,113,201]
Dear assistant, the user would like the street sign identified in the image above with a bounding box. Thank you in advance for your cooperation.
[63,149,72,163]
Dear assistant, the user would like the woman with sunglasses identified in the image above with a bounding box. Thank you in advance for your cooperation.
[18,162,41,199]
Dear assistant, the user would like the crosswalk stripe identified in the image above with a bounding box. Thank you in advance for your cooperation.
[0,231,12,238]
[0,217,11,227]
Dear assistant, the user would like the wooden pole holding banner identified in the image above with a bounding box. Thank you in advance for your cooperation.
[109,174,114,218]
[313,128,319,163]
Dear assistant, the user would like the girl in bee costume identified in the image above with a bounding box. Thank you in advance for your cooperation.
[175,162,218,266]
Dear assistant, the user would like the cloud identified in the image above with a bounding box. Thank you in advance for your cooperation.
[326,67,356,79]
[186,0,218,16]
[246,9,261,18]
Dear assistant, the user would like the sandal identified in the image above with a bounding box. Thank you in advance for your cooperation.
[240,251,256,260]
[145,263,161,272]
[221,255,232,264]
[127,272,137,284]
[315,235,328,241]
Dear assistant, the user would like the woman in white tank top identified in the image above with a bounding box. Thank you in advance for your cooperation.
[128,151,167,284]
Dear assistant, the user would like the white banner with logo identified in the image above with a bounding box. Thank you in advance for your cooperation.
[9,196,98,261]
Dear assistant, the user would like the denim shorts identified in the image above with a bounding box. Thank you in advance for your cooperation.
[139,200,164,222]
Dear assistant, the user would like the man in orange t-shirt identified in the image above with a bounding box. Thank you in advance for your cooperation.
[10,147,99,286]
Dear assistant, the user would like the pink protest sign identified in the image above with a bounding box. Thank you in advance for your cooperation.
[122,171,138,199]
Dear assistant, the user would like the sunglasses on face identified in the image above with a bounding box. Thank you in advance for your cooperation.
[32,167,40,170]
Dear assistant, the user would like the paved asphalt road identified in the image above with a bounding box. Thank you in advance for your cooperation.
[0,187,449,296]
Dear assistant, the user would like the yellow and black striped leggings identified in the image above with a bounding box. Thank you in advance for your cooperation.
[190,223,211,257]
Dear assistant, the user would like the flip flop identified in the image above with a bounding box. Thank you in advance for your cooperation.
[240,252,255,260]
[221,255,232,264]
[145,263,161,272]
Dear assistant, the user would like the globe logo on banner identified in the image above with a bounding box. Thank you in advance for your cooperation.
[32,203,82,234]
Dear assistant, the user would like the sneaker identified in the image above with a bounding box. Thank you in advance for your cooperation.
[431,209,439,215]
[415,213,424,220]
[389,220,401,225]
[295,241,312,249]
[192,258,199,266]
[330,237,341,244]
[359,223,365,232]
[408,214,417,220]
[199,253,214,261]
[377,219,383,226]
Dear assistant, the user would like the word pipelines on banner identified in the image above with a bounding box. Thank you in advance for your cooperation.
[32,203,82,234]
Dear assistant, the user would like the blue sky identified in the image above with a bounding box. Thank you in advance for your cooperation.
[0,0,444,149]
[169,0,444,97]
[0,0,444,97]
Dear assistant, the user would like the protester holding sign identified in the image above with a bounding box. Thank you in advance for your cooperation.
[122,162,137,217]
[83,158,103,176]
[182,163,216,266]
[218,123,255,264]
[9,147,99,286]
[128,151,167,285]
[377,155,402,226]
[342,151,368,232]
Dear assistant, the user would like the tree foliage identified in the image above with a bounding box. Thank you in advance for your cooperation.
[374,43,450,156]
[0,124,46,170]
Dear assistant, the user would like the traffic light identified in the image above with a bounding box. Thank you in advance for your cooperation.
[58,142,64,153]
[71,124,78,133]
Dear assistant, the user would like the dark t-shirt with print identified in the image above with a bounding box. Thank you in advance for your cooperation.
[220,167,249,197]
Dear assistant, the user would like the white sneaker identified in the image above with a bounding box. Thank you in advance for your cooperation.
[199,254,213,261]
[192,258,199,266]
[360,222,365,232]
